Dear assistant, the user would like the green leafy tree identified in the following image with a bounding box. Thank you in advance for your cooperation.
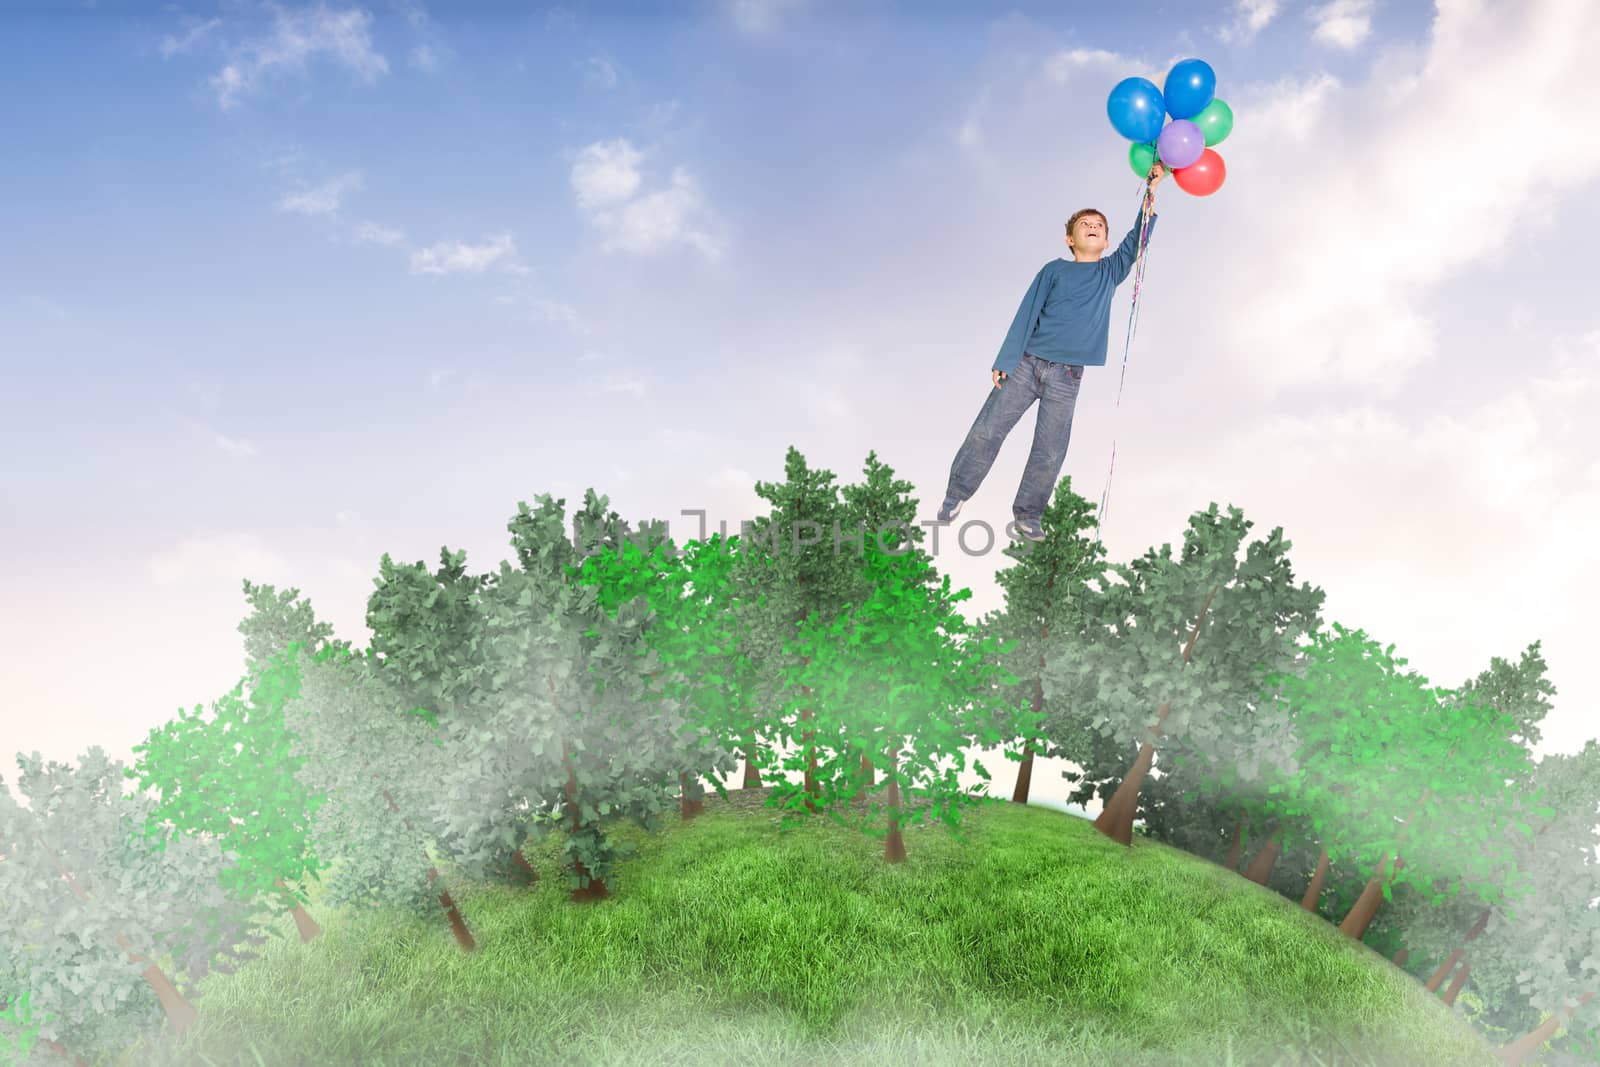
[986,476,1109,805]
[782,540,1030,860]
[744,447,877,813]
[125,657,328,945]
[1040,503,1325,846]
[463,491,732,901]
[0,749,273,1057]
[360,546,544,887]
[276,644,478,950]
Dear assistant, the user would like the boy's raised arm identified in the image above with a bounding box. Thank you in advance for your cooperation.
[1107,212,1156,284]
[992,265,1053,377]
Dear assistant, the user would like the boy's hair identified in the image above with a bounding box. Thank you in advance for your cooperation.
[1065,208,1107,239]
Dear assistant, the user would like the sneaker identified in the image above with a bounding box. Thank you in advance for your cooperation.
[1014,518,1046,542]
[936,495,965,523]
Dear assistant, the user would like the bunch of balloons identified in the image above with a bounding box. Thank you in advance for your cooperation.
[1106,58,1231,197]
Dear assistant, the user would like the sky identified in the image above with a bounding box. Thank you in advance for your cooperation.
[3,0,1598,823]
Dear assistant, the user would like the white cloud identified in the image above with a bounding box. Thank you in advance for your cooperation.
[1041,47,1132,83]
[1207,0,1600,393]
[571,139,643,209]
[408,233,529,276]
[584,56,619,89]
[147,534,285,585]
[570,141,723,260]
[599,374,648,397]
[157,17,222,58]
[204,4,389,110]
[409,44,438,72]
[1217,0,1281,45]
[276,171,363,216]
[1309,0,1375,49]
[213,432,258,458]
[344,218,407,246]
[727,0,803,35]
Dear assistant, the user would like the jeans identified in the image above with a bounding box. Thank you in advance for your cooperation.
[944,352,1084,523]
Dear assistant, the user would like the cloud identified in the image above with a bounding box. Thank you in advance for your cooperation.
[570,140,723,260]
[203,4,389,110]
[157,16,222,58]
[599,374,648,398]
[571,139,643,209]
[213,432,258,458]
[726,0,804,35]
[1309,0,1375,49]
[1207,0,1600,393]
[147,534,285,584]
[276,171,363,216]
[408,233,530,276]
[584,56,619,89]
[343,218,407,246]
[1041,47,1133,83]
[1217,0,1281,45]
[409,44,438,72]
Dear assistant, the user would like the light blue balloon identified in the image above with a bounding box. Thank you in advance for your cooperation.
[1163,58,1216,120]
[1106,77,1165,143]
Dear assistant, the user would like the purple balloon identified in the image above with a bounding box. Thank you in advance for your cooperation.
[1157,119,1205,170]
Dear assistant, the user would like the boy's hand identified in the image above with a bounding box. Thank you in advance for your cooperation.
[1144,163,1165,216]
[993,369,1007,389]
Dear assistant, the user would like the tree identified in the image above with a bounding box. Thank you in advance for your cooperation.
[126,659,327,945]
[1040,503,1325,846]
[745,447,879,814]
[361,546,540,887]
[0,749,273,1057]
[987,476,1108,805]
[276,644,477,950]
[782,540,1030,861]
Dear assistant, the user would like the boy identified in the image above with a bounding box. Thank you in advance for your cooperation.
[937,164,1166,542]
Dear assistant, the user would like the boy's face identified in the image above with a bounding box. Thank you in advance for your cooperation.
[1067,214,1108,254]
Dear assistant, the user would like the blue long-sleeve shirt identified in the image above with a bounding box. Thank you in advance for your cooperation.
[992,212,1156,375]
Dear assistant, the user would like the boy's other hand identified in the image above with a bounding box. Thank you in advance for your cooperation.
[993,369,1007,389]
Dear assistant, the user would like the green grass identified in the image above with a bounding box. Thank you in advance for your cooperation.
[113,787,1501,1067]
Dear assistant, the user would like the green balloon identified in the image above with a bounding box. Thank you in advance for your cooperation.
[1195,98,1234,147]
[1129,141,1158,179]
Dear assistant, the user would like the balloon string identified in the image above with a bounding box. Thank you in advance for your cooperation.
[1092,180,1156,559]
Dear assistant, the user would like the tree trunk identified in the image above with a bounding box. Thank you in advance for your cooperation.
[1093,735,1157,846]
[799,652,819,814]
[563,737,610,903]
[274,876,323,942]
[1012,737,1037,804]
[1243,822,1284,885]
[1496,991,1596,1066]
[1092,584,1217,847]
[884,739,907,864]
[118,930,200,1032]
[508,847,540,887]
[1392,947,1410,967]
[679,771,699,822]
[1426,907,1490,992]
[381,787,479,948]
[48,852,201,1032]
[1337,791,1428,939]
[1441,962,1469,1006]
[741,732,764,789]
[1426,949,1465,994]
[1014,566,1055,807]
[1301,844,1330,911]
[1223,820,1244,872]
[41,1038,90,1067]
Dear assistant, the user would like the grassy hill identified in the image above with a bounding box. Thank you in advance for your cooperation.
[115,786,1502,1067]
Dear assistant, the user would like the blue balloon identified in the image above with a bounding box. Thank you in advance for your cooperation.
[1106,77,1166,143]
[1163,58,1216,120]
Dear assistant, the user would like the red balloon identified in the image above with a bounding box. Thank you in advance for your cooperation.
[1173,148,1226,196]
